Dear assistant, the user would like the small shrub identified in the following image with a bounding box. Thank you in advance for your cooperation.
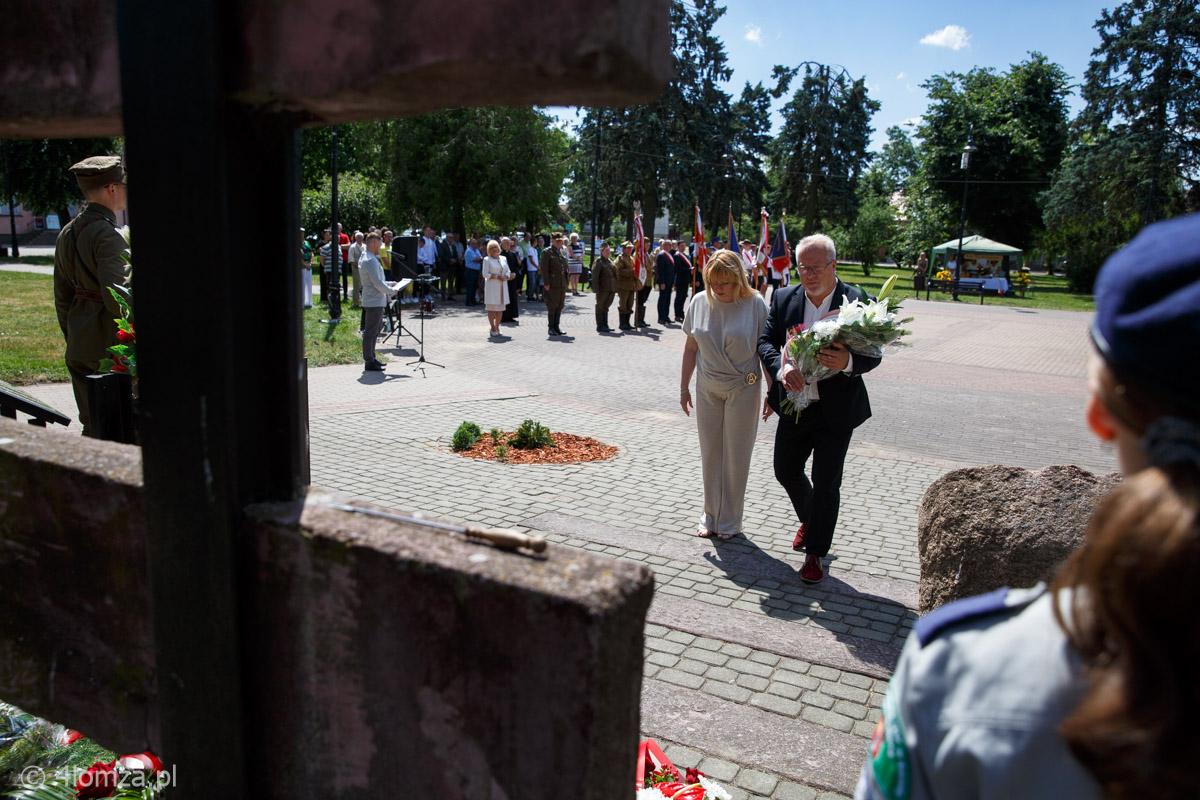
[495,444,509,462]
[489,428,502,444]
[509,419,555,450]
[451,421,482,452]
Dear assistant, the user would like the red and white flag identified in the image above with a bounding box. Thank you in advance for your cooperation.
[756,208,770,271]
[694,204,707,278]
[634,212,648,284]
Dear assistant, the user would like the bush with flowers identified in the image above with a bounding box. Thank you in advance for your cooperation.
[98,225,136,379]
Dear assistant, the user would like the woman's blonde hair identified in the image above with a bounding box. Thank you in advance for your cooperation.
[704,250,756,301]
[486,239,500,255]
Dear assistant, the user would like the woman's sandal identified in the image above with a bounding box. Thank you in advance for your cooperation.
[697,526,735,540]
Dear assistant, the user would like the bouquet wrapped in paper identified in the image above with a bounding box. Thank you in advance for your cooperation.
[636,739,731,800]
[781,274,912,419]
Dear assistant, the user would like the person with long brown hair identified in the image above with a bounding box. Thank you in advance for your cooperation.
[854,213,1200,800]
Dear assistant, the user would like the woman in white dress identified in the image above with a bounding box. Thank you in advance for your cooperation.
[679,250,769,539]
[481,239,510,338]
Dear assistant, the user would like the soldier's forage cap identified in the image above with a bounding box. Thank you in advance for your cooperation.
[621,240,634,248]
[70,156,126,191]
[551,232,564,239]
[1091,211,1200,412]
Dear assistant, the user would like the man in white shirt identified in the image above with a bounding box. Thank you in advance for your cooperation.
[525,235,541,301]
[358,232,401,372]
[756,234,882,586]
[417,226,437,274]
[348,231,365,308]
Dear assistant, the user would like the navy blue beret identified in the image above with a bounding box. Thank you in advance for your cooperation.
[1091,212,1200,412]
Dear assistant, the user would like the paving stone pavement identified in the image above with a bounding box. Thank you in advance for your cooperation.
[22,290,1117,798]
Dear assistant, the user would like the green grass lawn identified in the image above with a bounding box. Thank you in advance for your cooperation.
[837,262,1095,312]
[0,271,367,384]
[0,272,70,384]
[0,255,56,266]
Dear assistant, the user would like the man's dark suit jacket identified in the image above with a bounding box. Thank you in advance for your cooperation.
[655,251,676,286]
[757,279,882,433]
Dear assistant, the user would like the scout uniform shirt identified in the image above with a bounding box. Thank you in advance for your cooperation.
[855,585,1100,800]
[53,203,132,362]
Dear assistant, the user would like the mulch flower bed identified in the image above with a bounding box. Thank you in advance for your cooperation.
[457,431,618,464]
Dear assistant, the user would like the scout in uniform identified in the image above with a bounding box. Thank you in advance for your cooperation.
[614,241,640,331]
[53,156,131,436]
[591,242,617,333]
[855,213,1200,800]
[540,232,569,336]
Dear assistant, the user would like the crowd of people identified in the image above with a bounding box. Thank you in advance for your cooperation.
[300,223,799,341]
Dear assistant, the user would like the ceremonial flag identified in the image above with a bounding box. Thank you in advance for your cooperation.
[693,204,707,286]
[756,208,770,269]
[633,212,648,284]
[770,215,790,272]
[728,210,740,254]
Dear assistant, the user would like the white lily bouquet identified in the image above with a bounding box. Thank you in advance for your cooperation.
[781,274,912,419]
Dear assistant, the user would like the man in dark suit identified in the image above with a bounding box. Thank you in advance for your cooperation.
[655,239,676,325]
[757,233,881,585]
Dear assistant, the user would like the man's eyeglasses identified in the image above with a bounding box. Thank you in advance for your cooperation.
[798,259,834,275]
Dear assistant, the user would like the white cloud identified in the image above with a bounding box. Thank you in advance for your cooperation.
[744,24,763,46]
[920,25,971,50]
[896,71,906,80]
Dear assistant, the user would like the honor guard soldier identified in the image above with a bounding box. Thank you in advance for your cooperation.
[615,241,640,331]
[541,232,569,336]
[591,242,617,332]
[53,156,132,436]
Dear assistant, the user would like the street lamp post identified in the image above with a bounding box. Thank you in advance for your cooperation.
[953,132,976,301]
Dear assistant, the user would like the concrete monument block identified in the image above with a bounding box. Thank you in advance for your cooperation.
[0,418,156,752]
[242,493,654,799]
[918,464,1122,614]
[1,0,671,138]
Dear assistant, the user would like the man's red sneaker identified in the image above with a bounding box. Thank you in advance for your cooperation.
[792,523,807,551]
[799,554,824,585]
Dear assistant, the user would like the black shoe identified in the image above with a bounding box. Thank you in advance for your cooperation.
[658,319,672,325]
[364,362,384,372]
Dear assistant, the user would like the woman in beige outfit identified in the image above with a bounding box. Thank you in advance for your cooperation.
[680,250,769,539]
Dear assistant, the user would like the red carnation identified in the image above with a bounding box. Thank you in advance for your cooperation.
[111,363,128,373]
[685,767,705,784]
[75,760,117,798]
[117,328,135,343]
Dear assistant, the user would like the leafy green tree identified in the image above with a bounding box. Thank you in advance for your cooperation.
[1043,0,1200,290]
[876,126,920,195]
[301,172,387,235]
[1,137,121,222]
[918,53,1070,251]
[385,107,567,238]
[769,64,880,235]
[299,122,388,190]
[846,169,898,276]
[567,0,773,243]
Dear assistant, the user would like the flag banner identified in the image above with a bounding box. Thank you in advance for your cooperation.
[756,208,770,270]
[634,212,648,284]
[770,216,790,271]
[728,211,740,254]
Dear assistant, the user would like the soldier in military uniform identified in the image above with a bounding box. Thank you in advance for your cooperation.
[53,156,131,436]
[591,242,617,333]
[541,232,569,336]
[614,241,640,331]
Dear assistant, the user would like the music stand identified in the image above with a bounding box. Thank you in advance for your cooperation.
[406,275,445,371]
[382,279,417,347]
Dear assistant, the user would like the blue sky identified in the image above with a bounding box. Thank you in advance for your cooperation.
[558,0,1113,151]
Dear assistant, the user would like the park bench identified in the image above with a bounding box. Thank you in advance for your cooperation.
[926,277,986,304]
[0,378,72,428]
